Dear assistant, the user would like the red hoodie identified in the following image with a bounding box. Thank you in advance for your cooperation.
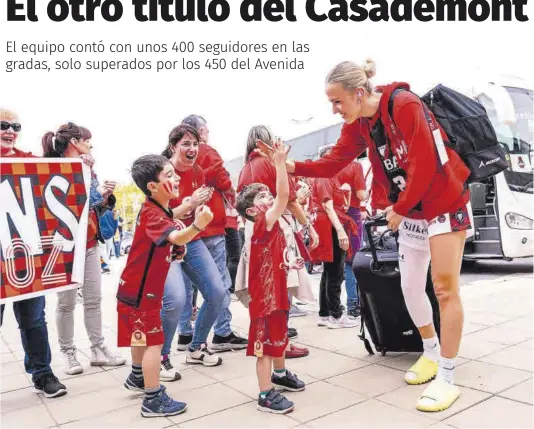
[196,143,232,238]
[294,83,470,221]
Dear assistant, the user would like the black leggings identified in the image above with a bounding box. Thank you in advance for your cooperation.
[225,227,243,293]
[319,228,346,319]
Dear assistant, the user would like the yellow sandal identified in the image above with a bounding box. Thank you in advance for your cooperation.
[405,356,438,385]
[416,379,461,412]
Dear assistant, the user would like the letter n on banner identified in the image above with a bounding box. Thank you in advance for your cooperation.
[0,159,91,303]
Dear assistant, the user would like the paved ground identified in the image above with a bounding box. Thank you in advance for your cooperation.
[1,258,533,428]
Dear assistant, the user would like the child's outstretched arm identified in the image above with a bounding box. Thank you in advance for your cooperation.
[265,139,290,230]
[168,206,213,246]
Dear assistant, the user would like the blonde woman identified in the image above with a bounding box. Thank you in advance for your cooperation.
[283,60,473,412]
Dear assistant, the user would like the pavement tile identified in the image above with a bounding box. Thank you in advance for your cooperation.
[376,383,492,421]
[454,360,532,393]
[443,396,534,428]
[497,315,534,332]
[192,354,258,382]
[177,402,300,428]
[335,346,407,363]
[326,364,406,398]
[478,344,533,372]
[516,339,533,350]
[45,387,141,425]
[0,386,43,414]
[457,337,509,360]
[223,372,318,399]
[464,325,532,346]
[0,372,32,394]
[0,361,26,375]
[1,404,57,428]
[283,380,367,423]
[296,326,361,352]
[167,383,252,425]
[498,378,533,405]
[285,351,369,380]
[59,404,174,428]
[462,322,490,335]
[463,310,512,327]
[41,370,120,400]
[306,399,435,428]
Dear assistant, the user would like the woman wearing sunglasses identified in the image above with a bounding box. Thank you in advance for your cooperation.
[42,122,126,375]
[0,109,68,399]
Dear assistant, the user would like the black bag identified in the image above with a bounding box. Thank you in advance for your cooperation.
[389,85,508,182]
[353,215,440,356]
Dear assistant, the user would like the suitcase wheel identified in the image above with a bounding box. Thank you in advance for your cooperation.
[363,339,375,355]
[381,349,387,357]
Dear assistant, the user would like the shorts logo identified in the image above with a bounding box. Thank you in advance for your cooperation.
[455,211,465,224]
[438,215,446,223]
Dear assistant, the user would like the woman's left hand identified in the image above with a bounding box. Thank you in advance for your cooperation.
[385,206,402,232]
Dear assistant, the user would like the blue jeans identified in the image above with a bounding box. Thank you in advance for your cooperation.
[178,235,232,339]
[345,263,360,311]
[0,297,52,382]
[161,261,187,356]
[163,238,227,351]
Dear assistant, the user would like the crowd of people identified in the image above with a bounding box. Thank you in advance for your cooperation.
[1,57,474,418]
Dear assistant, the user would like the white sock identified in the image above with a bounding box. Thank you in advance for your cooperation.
[437,356,456,385]
[422,336,440,363]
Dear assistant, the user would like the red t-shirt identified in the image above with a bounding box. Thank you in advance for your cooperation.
[238,152,297,201]
[336,162,365,209]
[309,177,348,214]
[116,198,179,310]
[248,210,289,319]
[169,165,205,233]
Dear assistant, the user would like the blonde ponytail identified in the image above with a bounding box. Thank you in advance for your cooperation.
[326,58,376,93]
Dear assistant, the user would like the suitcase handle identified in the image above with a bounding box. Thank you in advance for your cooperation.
[364,214,392,269]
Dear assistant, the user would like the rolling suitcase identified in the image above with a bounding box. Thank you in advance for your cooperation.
[353,215,441,356]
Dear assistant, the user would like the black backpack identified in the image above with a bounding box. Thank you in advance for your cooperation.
[389,85,508,182]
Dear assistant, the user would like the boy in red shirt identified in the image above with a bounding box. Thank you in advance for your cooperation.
[236,141,305,414]
[116,154,213,418]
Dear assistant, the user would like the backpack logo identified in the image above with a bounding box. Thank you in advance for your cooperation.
[480,157,501,168]
[378,145,386,157]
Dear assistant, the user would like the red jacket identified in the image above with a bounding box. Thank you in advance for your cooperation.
[196,143,232,238]
[294,82,470,221]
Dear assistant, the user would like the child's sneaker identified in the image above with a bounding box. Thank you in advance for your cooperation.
[140,389,187,418]
[257,389,294,414]
[272,370,305,392]
[124,373,144,393]
[185,345,222,367]
[160,357,182,382]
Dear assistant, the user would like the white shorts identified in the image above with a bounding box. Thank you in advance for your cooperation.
[398,202,474,251]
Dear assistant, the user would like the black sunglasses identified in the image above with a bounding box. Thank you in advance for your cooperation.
[1,121,22,132]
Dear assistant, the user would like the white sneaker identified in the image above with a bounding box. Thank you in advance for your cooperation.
[62,349,83,375]
[185,345,222,367]
[317,316,329,327]
[90,346,127,367]
[327,315,359,329]
[160,357,182,382]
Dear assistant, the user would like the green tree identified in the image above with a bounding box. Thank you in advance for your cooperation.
[113,182,144,232]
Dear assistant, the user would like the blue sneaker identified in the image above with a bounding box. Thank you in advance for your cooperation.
[257,389,294,414]
[124,373,144,393]
[141,388,187,418]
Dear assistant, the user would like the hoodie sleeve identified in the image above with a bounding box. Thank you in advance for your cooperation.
[392,100,438,216]
[294,121,367,178]
[202,146,232,192]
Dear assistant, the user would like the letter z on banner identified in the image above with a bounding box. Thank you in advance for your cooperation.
[0,158,91,303]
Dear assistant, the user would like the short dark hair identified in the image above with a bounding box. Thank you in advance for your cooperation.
[131,155,170,196]
[182,114,207,131]
[236,183,268,222]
